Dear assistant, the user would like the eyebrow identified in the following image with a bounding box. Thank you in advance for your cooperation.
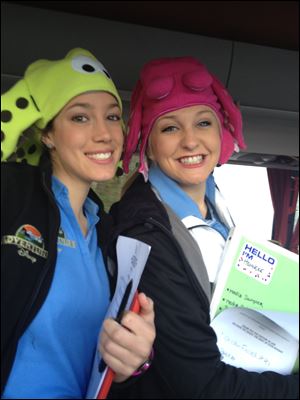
[158,109,214,122]
[66,102,120,111]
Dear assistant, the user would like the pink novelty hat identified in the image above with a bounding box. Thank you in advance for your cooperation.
[123,57,246,179]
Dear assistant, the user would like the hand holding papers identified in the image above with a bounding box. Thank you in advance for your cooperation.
[86,236,151,399]
[97,292,141,399]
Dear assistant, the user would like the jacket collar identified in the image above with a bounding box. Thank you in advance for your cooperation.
[110,173,172,234]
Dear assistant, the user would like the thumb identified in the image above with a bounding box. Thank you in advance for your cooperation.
[137,292,154,324]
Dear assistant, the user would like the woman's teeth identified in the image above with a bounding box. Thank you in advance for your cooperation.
[179,155,204,165]
[86,152,112,160]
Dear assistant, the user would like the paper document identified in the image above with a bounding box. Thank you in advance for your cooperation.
[211,308,299,374]
[210,227,299,374]
[86,236,151,399]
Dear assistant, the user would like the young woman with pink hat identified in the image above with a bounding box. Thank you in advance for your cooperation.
[109,57,298,398]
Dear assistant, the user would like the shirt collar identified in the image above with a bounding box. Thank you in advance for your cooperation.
[51,176,100,229]
[51,175,69,199]
[148,164,216,220]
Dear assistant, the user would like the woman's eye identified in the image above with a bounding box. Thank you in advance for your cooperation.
[107,114,121,122]
[198,120,211,127]
[71,115,88,123]
[161,126,178,133]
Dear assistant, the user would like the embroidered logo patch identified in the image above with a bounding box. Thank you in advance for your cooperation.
[57,228,76,249]
[2,224,48,263]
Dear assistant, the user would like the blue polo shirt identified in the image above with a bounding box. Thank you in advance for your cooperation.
[3,177,110,399]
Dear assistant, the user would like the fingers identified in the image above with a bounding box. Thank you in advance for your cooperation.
[99,319,151,378]
[99,336,140,377]
[120,310,155,340]
[119,293,155,340]
[137,292,155,324]
[98,293,155,381]
[101,316,154,357]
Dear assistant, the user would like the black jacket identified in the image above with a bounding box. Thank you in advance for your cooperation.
[1,155,115,394]
[109,174,299,399]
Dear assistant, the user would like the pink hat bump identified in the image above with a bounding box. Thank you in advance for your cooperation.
[123,57,246,179]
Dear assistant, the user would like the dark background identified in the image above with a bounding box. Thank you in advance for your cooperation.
[9,1,299,50]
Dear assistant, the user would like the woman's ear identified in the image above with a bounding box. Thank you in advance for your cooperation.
[45,142,55,150]
[41,134,55,150]
[146,139,155,162]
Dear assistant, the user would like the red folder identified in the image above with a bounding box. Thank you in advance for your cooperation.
[97,292,141,399]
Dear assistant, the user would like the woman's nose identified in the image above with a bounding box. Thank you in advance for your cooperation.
[92,122,112,142]
[181,128,198,150]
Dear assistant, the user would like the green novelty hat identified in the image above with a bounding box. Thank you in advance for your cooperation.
[1,48,123,165]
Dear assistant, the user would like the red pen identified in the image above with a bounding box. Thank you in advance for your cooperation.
[97,291,140,399]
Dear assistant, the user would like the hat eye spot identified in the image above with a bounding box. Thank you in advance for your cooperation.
[71,55,111,79]
[82,64,95,73]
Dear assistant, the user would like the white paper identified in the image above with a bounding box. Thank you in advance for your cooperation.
[86,236,151,399]
[211,307,299,374]
[257,310,299,340]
